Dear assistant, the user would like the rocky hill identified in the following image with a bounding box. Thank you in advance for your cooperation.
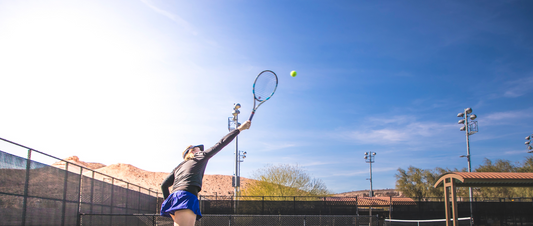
[52,156,254,197]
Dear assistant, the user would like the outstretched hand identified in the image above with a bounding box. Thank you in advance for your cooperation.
[237,120,251,131]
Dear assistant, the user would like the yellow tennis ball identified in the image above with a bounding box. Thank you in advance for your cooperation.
[290,71,297,77]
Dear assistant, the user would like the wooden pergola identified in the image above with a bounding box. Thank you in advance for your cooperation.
[434,172,533,226]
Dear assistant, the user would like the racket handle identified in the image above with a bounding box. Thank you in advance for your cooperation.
[249,111,255,121]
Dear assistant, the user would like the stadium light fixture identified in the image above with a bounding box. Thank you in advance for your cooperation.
[526,134,533,153]
[456,108,479,226]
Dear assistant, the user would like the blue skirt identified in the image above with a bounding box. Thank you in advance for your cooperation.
[160,190,202,220]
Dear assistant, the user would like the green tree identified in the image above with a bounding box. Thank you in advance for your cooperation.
[517,156,533,172]
[395,166,446,199]
[513,156,533,197]
[241,164,330,199]
[395,157,533,199]
[475,158,518,198]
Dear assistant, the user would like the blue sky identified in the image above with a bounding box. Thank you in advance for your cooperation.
[1,0,532,193]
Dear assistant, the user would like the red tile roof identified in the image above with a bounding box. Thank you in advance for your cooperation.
[434,172,533,188]
[325,197,416,206]
[453,172,533,179]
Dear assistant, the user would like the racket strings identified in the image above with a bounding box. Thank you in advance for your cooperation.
[254,72,277,101]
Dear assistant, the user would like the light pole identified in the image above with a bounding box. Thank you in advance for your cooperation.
[228,103,242,197]
[526,135,533,153]
[364,152,377,197]
[457,107,478,226]
[364,152,376,226]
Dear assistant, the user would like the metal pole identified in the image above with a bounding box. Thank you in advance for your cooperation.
[61,162,69,226]
[369,154,373,226]
[21,149,32,226]
[369,156,373,197]
[235,134,239,196]
[464,109,473,226]
[230,103,241,213]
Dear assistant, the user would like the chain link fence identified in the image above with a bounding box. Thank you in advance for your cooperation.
[0,137,159,226]
[2,136,533,226]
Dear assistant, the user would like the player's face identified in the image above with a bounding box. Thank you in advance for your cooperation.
[191,147,201,154]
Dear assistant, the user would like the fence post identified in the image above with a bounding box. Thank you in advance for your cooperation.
[61,162,70,226]
[90,171,95,215]
[21,149,32,226]
[294,196,296,215]
[389,196,392,221]
[110,178,114,226]
[356,196,359,216]
[231,195,234,214]
[126,183,130,214]
[138,186,142,213]
[156,191,159,214]
[76,166,83,226]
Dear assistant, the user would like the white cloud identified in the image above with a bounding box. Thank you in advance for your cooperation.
[479,108,533,126]
[504,150,531,155]
[341,116,455,145]
[140,0,197,35]
[332,167,397,177]
[503,75,533,98]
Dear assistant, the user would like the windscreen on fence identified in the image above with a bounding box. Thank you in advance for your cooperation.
[0,147,158,226]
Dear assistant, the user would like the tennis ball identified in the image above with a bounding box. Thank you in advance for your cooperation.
[290,71,297,77]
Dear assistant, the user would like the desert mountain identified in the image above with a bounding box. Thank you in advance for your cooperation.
[52,156,254,197]
[52,156,106,170]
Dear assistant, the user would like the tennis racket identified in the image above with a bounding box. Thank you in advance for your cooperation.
[249,70,278,121]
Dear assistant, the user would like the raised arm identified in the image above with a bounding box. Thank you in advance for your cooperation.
[203,120,251,159]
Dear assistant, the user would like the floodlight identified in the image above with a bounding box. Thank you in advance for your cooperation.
[364,156,368,159]
[373,152,376,155]
[364,152,368,155]
[527,136,531,140]
[232,109,240,116]
[529,146,532,150]
[458,119,465,124]
[234,103,241,109]
[465,108,472,114]
[457,112,465,117]
[460,126,466,131]
[243,151,247,155]
[526,141,531,145]
[470,114,477,120]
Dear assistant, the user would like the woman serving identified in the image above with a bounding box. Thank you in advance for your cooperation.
[160,120,251,226]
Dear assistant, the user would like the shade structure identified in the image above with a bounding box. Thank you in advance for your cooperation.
[434,172,533,226]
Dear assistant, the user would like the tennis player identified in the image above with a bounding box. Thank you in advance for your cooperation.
[160,120,251,226]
